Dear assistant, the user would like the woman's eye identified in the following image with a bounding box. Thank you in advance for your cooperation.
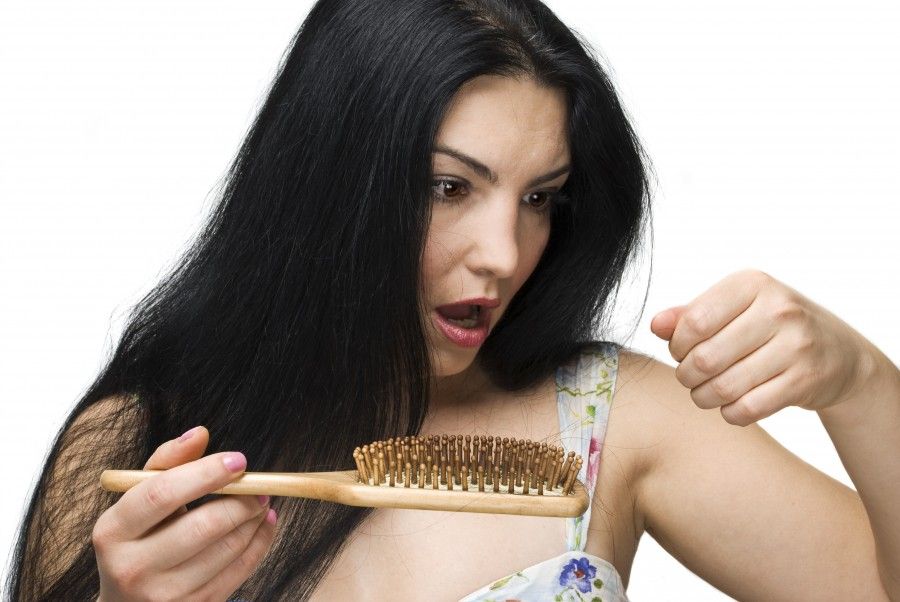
[430,179,467,200]
[526,191,555,211]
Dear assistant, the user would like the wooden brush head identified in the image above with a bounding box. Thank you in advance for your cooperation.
[353,433,584,497]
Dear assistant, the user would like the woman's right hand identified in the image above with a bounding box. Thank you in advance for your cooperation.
[92,426,277,601]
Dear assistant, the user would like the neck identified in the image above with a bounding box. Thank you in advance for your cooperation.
[429,359,492,410]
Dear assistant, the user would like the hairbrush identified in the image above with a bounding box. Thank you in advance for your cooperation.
[100,434,588,518]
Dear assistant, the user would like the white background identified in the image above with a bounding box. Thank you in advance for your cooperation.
[1,1,897,599]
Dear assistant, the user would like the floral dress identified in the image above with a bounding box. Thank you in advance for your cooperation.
[458,341,630,602]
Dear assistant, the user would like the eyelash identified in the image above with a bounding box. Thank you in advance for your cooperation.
[429,178,571,215]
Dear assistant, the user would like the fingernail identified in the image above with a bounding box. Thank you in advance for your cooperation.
[222,452,247,472]
[257,495,270,506]
[265,508,277,525]
[177,427,198,442]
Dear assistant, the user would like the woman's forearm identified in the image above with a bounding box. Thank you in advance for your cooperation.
[817,336,900,598]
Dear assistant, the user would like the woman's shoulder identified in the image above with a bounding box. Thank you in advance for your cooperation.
[601,346,675,475]
[575,345,680,536]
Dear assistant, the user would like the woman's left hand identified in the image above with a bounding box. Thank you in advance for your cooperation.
[650,268,873,426]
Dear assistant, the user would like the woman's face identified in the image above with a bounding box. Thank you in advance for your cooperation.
[422,74,571,378]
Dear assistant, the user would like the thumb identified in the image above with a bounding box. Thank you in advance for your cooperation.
[143,425,210,470]
[650,305,687,341]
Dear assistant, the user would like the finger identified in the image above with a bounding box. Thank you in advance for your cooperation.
[668,269,766,362]
[103,451,248,541]
[142,427,211,519]
[190,508,277,602]
[166,504,275,588]
[142,494,270,569]
[650,306,685,341]
[719,367,795,427]
[689,337,791,410]
[674,298,777,389]
[143,426,210,470]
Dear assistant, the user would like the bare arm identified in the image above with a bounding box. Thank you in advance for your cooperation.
[816,336,900,598]
[627,351,891,600]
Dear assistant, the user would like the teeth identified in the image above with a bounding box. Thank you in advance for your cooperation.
[447,317,478,328]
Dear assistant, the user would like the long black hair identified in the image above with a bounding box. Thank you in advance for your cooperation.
[5,0,653,599]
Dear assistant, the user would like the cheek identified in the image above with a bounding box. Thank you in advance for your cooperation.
[421,228,455,299]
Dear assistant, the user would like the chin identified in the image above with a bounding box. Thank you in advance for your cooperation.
[431,346,477,378]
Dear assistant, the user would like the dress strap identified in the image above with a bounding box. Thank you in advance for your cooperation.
[555,341,620,551]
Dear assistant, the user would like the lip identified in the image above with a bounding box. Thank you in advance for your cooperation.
[432,305,493,348]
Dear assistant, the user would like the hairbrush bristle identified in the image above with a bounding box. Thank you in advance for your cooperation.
[352,434,583,496]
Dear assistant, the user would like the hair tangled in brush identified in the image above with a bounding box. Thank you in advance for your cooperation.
[6,0,652,599]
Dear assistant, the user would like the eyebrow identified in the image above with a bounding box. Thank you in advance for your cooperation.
[433,144,571,188]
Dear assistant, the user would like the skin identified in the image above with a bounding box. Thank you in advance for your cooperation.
[422,73,571,400]
[641,270,896,599]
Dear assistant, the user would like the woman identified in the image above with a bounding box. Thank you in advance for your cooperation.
[7,0,899,600]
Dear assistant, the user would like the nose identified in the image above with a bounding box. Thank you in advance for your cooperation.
[465,195,520,280]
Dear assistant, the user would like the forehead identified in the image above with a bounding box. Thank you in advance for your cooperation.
[433,75,570,175]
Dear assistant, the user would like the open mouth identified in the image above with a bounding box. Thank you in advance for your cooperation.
[435,304,486,329]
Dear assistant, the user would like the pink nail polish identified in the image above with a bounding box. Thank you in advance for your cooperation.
[265,508,277,525]
[177,427,197,442]
[257,495,270,506]
[222,452,247,472]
